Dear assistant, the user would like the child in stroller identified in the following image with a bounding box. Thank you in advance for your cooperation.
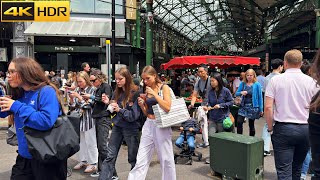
[174,117,202,165]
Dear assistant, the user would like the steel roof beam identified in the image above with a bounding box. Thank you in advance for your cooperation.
[153,2,203,40]
[176,0,210,33]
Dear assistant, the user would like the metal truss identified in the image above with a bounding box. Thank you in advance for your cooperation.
[140,0,316,50]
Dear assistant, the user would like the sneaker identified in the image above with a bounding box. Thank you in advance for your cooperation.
[197,143,209,148]
[90,171,100,177]
[205,159,210,164]
[264,151,271,156]
[73,161,88,170]
[112,176,119,180]
[84,164,97,173]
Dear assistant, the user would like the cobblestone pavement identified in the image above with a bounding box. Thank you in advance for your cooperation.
[0,118,311,180]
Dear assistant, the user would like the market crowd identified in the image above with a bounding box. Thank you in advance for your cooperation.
[0,48,320,180]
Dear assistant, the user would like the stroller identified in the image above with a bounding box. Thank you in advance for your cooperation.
[174,107,203,165]
[174,130,203,165]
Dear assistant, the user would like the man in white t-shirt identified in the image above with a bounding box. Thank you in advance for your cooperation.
[265,49,318,180]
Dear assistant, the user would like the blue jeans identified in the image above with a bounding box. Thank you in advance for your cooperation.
[99,126,139,180]
[175,134,195,151]
[301,149,311,177]
[271,122,309,180]
[262,123,271,152]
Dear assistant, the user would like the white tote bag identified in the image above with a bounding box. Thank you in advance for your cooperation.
[152,85,190,128]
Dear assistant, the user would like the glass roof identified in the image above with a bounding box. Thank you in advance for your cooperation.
[141,0,314,50]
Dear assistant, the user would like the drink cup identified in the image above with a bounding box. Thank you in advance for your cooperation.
[107,104,114,113]
[140,93,147,101]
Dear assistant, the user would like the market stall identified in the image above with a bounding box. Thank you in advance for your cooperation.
[163,55,260,70]
[163,55,260,126]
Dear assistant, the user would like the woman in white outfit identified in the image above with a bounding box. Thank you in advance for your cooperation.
[128,65,176,180]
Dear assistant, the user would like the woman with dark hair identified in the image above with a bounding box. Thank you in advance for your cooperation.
[128,65,176,180]
[82,68,113,177]
[99,67,141,180]
[308,49,320,179]
[0,57,67,179]
[204,72,234,134]
[203,73,234,164]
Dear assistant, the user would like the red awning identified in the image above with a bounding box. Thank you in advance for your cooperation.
[163,55,260,70]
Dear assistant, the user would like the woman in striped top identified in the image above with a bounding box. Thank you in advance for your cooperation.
[69,71,98,173]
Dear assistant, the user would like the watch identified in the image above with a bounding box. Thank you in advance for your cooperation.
[267,129,273,132]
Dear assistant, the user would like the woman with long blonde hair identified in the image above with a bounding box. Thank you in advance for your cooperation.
[69,71,98,173]
[235,69,263,136]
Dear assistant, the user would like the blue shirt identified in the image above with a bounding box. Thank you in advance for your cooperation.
[257,75,265,92]
[0,86,60,159]
[207,87,234,122]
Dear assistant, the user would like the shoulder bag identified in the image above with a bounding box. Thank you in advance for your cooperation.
[234,83,245,106]
[24,86,80,163]
[152,84,190,128]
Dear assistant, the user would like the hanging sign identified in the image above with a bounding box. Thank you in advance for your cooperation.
[126,0,136,20]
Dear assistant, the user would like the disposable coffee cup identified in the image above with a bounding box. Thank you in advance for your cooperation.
[107,104,114,113]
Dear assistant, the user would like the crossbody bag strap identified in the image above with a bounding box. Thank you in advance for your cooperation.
[198,77,209,96]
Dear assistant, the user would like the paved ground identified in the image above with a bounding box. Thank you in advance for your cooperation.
[0,117,311,180]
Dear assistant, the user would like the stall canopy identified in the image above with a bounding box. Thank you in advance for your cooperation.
[162,55,260,70]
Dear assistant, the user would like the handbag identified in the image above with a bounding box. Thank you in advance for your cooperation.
[234,83,245,106]
[6,124,18,146]
[152,84,190,128]
[234,96,242,106]
[24,87,80,163]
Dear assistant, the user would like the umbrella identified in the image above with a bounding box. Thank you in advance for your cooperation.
[163,55,260,70]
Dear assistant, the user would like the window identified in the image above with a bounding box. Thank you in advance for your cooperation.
[71,0,123,14]
[71,0,94,13]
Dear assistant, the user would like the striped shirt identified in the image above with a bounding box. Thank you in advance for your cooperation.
[71,86,96,131]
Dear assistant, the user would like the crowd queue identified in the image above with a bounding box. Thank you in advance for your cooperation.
[0,48,319,180]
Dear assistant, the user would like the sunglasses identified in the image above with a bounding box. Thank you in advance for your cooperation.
[90,79,97,83]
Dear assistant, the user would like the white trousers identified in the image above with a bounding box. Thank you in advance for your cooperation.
[128,119,176,180]
[78,126,99,164]
[200,116,209,145]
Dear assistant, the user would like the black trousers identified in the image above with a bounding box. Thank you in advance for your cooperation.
[99,126,139,180]
[309,117,320,179]
[11,155,67,180]
[95,116,112,172]
[237,115,255,136]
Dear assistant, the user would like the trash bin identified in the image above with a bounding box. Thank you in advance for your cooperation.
[209,132,264,180]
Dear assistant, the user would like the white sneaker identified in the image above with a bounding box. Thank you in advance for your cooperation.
[90,171,100,177]
[112,176,119,180]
